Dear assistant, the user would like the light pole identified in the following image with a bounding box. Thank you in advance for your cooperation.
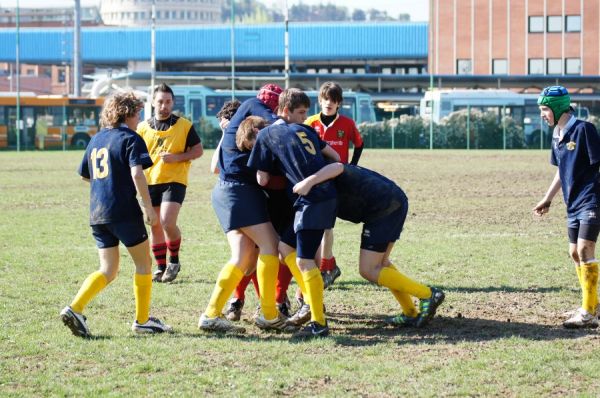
[74,0,81,96]
[16,0,21,152]
[230,0,235,99]
[284,0,290,89]
[428,0,434,150]
[151,0,156,93]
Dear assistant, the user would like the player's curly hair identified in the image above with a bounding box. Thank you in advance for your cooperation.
[100,92,144,128]
[236,116,267,152]
[216,99,241,121]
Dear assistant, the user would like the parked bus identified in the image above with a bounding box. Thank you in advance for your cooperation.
[0,93,103,150]
[420,89,589,145]
[168,85,377,148]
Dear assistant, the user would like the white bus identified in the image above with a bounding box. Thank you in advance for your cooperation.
[420,89,589,145]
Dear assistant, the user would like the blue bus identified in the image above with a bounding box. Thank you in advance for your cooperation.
[167,85,376,148]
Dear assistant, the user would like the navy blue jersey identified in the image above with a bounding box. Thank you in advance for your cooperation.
[248,123,336,207]
[78,126,153,225]
[335,164,407,223]
[550,118,600,214]
[218,98,279,184]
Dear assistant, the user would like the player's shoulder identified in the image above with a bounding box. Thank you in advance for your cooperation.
[136,119,150,133]
[305,114,320,125]
[337,114,358,125]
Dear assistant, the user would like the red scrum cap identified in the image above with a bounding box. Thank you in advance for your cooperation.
[257,83,283,112]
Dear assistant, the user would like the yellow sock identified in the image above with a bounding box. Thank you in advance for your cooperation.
[390,290,419,317]
[385,264,418,317]
[576,265,583,287]
[134,273,152,324]
[284,252,306,295]
[257,254,279,320]
[581,262,598,314]
[377,265,431,299]
[70,271,108,313]
[302,268,326,325]
[205,264,244,318]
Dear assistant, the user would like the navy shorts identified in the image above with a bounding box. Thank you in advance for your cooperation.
[293,198,337,233]
[212,179,270,233]
[361,201,408,253]
[149,182,187,207]
[296,229,325,259]
[567,207,600,243]
[91,218,148,249]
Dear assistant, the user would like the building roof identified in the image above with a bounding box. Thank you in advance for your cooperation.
[0,22,428,64]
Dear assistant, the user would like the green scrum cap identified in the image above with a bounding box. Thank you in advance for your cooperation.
[537,85,572,124]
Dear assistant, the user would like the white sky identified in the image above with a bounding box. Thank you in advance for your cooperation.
[0,0,429,22]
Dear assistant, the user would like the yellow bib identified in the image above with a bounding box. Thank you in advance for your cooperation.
[137,117,193,186]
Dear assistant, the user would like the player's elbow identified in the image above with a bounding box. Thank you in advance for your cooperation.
[256,171,270,186]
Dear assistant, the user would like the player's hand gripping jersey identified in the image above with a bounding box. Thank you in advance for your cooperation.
[248,123,336,207]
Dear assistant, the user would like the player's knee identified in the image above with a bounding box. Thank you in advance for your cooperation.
[358,267,375,282]
[577,244,595,263]
[569,247,580,263]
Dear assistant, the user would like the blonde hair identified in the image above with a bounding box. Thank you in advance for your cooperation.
[236,116,267,151]
[100,92,144,128]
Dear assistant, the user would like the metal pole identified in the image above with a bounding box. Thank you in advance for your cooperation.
[230,0,235,99]
[16,0,21,152]
[391,110,395,150]
[502,105,506,150]
[284,0,290,89]
[151,0,156,93]
[467,104,470,150]
[467,105,471,150]
[540,117,544,150]
[429,0,434,150]
[74,0,81,97]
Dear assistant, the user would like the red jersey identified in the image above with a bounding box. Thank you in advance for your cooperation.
[305,113,363,164]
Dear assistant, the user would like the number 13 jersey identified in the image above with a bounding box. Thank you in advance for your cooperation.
[78,126,153,225]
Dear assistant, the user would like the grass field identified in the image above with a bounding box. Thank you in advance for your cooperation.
[1,149,599,397]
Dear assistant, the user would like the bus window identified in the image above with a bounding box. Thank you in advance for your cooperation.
[68,107,85,125]
[339,97,356,120]
[189,99,203,122]
[0,106,5,124]
[359,99,373,123]
[206,96,229,117]
[173,95,186,115]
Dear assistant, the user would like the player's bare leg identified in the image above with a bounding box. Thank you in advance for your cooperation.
[159,202,183,282]
[564,239,599,328]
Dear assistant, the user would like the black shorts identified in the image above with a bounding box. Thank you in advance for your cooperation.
[91,218,148,249]
[265,189,294,235]
[567,207,600,243]
[211,179,270,233]
[361,201,408,253]
[149,183,187,207]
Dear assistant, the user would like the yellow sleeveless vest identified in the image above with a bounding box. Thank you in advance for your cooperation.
[137,117,193,186]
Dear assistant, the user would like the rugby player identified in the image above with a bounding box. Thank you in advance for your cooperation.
[60,92,172,337]
[533,85,600,328]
